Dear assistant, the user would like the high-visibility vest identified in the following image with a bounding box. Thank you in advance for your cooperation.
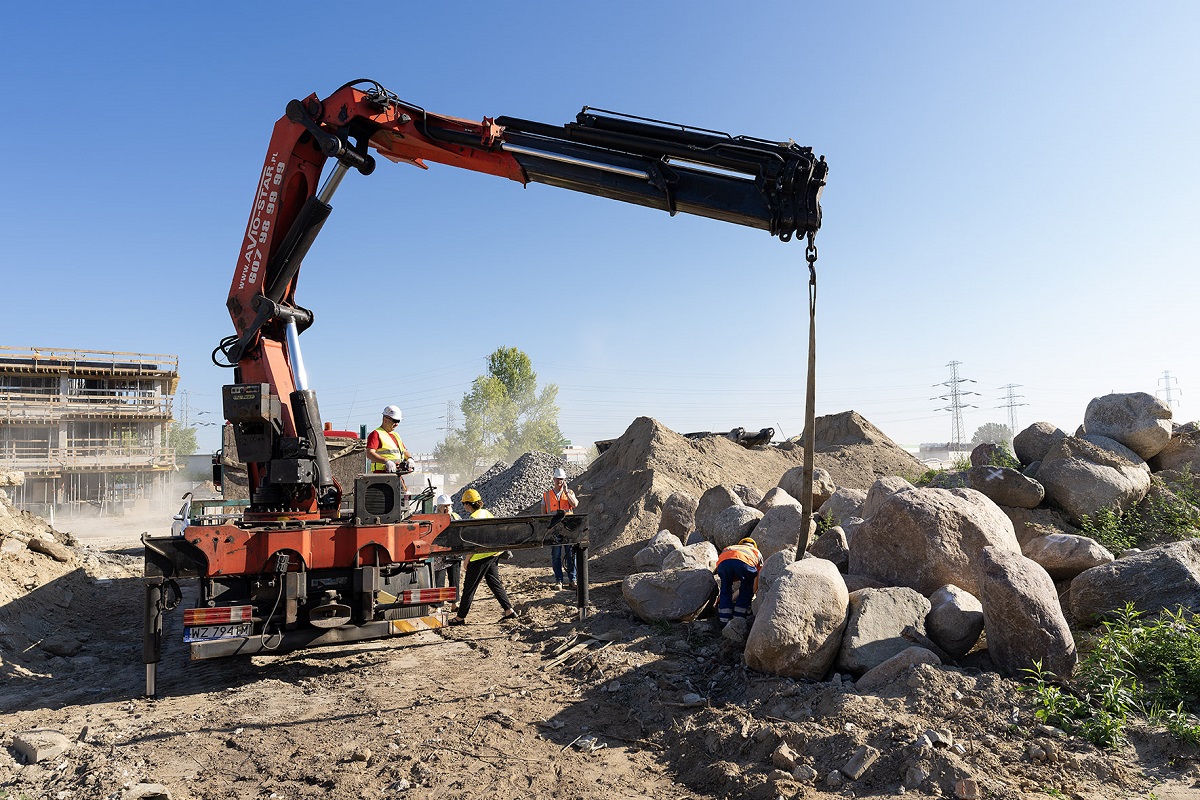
[542,488,574,514]
[717,543,763,571]
[369,427,407,472]
[468,507,499,561]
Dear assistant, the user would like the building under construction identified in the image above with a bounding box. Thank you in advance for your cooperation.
[0,346,179,515]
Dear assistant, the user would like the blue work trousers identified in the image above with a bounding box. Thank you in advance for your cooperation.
[716,559,758,622]
[552,545,577,584]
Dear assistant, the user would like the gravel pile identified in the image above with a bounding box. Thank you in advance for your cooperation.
[452,452,583,517]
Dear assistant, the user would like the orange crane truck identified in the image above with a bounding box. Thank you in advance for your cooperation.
[141,79,826,697]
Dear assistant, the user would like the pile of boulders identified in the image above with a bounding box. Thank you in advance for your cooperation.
[451,452,584,517]
[622,391,1200,687]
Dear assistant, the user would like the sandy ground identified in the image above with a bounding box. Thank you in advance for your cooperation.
[2,505,1199,799]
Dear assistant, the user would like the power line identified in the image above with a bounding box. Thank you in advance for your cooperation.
[932,360,978,450]
[1157,370,1182,409]
[997,383,1027,435]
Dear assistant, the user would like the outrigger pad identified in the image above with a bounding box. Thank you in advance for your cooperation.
[434,513,588,556]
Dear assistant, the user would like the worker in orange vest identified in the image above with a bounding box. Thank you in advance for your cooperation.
[715,537,764,624]
[543,467,578,590]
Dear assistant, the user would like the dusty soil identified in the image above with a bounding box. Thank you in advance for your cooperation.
[2,528,1198,800]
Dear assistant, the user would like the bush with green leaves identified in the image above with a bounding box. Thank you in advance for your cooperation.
[1078,479,1200,553]
[1023,603,1200,747]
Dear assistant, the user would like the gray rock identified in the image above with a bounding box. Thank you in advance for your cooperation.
[978,547,1077,679]
[772,742,801,771]
[752,503,811,558]
[841,744,879,779]
[836,587,931,674]
[662,540,718,571]
[731,484,764,507]
[925,584,984,659]
[1150,423,1200,473]
[970,442,1002,467]
[1081,435,1150,472]
[848,487,1020,596]
[966,465,1044,509]
[809,526,849,572]
[818,487,867,525]
[711,505,763,550]
[1037,436,1151,524]
[778,466,837,510]
[1083,392,1173,460]
[843,573,886,593]
[124,785,172,800]
[1023,460,1042,478]
[722,616,750,644]
[1070,539,1200,623]
[1022,533,1114,581]
[622,568,716,623]
[840,516,865,547]
[1014,422,1067,466]
[695,485,742,538]
[745,558,849,680]
[757,486,800,513]
[856,647,941,691]
[861,476,916,520]
[40,635,83,657]
[12,729,71,763]
[752,549,796,616]
[1,537,26,557]
[659,492,698,540]
[633,530,683,571]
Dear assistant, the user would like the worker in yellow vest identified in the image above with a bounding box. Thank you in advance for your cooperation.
[543,467,578,590]
[450,489,517,626]
[366,405,410,475]
[715,537,764,624]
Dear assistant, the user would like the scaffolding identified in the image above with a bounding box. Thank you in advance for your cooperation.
[0,346,180,516]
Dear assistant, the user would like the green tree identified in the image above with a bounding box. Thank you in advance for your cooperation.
[971,422,1013,447]
[435,347,567,478]
[166,424,199,464]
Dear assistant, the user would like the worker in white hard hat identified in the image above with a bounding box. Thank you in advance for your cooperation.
[435,493,460,521]
[542,466,578,590]
[366,405,411,477]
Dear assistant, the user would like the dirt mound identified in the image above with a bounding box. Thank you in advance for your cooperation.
[452,452,583,518]
[0,488,74,547]
[575,414,926,572]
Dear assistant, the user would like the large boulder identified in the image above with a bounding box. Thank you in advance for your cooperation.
[751,503,810,558]
[622,568,716,622]
[662,540,719,571]
[966,465,1044,509]
[778,466,836,510]
[818,487,867,525]
[633,530,683,571]
[835,587,931,675]
[1081,435,1149,472]
[848,487,1020,596]
[712,505,763,550]
[1069,539,1200,623]
[1083,392,1173,460]
[1150,423,1200,473]
[1037,437,1152,525]
[861,476,916,520]
[977,547,1077,679]
[744,558,849,679]
[752,549,796,616]
[696,486,742,539]
[925,584,984,659]
[970,442,1002,467]
[855,647,942,692]
[757,486,800,513]
[1021,534,1114,581]
[809,526,849,572]
[658,492,698,540]
[1013,422,1066,467]
[731,484,764,507]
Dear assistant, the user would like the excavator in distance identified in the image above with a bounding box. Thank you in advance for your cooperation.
[140,79,826,697]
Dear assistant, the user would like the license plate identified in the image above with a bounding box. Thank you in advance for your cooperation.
[184,623,253,642]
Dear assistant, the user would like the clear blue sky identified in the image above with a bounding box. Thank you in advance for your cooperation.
[2,2,1197,455]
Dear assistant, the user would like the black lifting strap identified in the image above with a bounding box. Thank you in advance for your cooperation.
[795,232,819,560]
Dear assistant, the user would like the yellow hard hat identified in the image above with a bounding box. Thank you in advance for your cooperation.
[462,488,482,504]
[739,537,757,549]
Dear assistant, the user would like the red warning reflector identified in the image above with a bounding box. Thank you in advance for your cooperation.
[399,587,458,604]
[184,605,254,626]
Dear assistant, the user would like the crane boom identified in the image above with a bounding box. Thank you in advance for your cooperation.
[217,79,826,516]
